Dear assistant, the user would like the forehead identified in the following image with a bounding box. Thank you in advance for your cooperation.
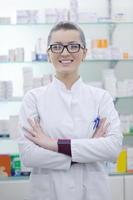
[50,29,81,44]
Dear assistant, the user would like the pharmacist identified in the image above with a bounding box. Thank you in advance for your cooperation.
[18,22,123,200]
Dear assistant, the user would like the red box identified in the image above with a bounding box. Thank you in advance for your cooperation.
[0,154,11,176]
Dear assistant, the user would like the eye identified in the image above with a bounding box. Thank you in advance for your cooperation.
[52,44,62,51]
[69,44,79,50]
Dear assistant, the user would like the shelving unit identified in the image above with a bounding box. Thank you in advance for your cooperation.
[0,1,133,200]
[0,0,132,163]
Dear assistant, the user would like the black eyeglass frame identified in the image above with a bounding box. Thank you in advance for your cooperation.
[47,43,85,54]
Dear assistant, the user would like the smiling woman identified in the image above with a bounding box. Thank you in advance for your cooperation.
[46,25,87,86]
[18,21,123,200]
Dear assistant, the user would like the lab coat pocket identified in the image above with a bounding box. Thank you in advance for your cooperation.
[29,174,50,200]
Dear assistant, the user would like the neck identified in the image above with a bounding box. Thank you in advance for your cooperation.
[55,73,80,89]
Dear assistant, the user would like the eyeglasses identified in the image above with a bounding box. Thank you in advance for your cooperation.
[48,43,85,53]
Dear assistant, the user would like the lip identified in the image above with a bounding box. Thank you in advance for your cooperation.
[59,60,74,64]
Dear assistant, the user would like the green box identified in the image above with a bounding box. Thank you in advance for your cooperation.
[11,154,21,176]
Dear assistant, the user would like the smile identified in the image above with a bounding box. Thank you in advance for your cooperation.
[59,60,73,64]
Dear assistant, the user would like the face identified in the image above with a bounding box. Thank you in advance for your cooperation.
[47,29,87,78]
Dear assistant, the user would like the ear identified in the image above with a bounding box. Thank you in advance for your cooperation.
[82,48,87,61]
[47,50,51,63]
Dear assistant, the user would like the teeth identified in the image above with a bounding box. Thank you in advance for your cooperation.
[60,60,72,64]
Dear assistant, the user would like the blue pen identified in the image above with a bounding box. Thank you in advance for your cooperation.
[93,116,100,130]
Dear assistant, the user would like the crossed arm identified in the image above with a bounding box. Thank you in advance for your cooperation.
[23,117,109,155]
[19,90,122,167]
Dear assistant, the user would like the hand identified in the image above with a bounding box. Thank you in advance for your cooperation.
[92,118,110,138]
[23,118,58,152]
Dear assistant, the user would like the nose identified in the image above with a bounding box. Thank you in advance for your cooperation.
[61,46,70,55]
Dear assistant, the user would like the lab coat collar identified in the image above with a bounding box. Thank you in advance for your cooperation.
[52,76,83,94]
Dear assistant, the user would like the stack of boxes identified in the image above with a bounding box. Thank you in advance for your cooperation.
[23,67,53,94]
[0,81,13,100]
[0,154,30,177]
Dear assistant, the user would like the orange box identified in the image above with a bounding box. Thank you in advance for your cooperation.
[123,52,129,59]
[97,40,101,48]
[101,39,108,48]
[91,39,108,48]
[0,155,11,176]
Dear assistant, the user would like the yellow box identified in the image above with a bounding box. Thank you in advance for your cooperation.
[116,148,127,173]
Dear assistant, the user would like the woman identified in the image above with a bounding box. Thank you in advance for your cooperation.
[18,22,123,200]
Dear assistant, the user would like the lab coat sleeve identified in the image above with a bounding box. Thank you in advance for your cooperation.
[18,91,71,170]
[71,91,123,163]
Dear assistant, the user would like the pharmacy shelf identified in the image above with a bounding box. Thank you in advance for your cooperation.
[115,96,133,101]
[85,59,133,62]
[0,21,133,26]
[123,134,133,137]
[0,61,47,64]
[0,176,29,181]
[114,96,133,107]
[1,172,133,182]
[109,172,133,176]
[123,135,133,146]
[116,96,133,99]
[0,97,22,102]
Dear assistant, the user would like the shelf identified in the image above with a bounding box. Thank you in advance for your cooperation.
[115,96,133,100]
[0,97,22,102]
[85,59,133,62]
[1,172,133,181]
[109,172,133,176]
[123,133,133,137]
[0,134,10,138]
[0,61,48,64]
[114,96,133,106]
[0,21,133,26]
[0,176,29,181]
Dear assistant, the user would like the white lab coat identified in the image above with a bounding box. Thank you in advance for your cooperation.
[18,77,123,200]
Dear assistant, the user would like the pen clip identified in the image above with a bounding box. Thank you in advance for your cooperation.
[93,116,100,130]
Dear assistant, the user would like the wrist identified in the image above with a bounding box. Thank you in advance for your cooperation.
[45,138,58,152]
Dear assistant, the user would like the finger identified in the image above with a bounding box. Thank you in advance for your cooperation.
[97,118,106,130]
[34,117,40,123]
[34,117,41,130]
[28,118,35,128]
[93,118,108,138]
[28,118,39,133]
[95,122,110,138]
[98,121,110,135]
[103,123,110,137]
[25,132,42,147]
[23,126,37,137]
[96,118,107,134]
[34,118,44,135]
[93,118,106,135]
[93,130,106,138]
[25,132,37,143]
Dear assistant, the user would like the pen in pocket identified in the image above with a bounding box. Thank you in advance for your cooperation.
[93,116,100,130]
